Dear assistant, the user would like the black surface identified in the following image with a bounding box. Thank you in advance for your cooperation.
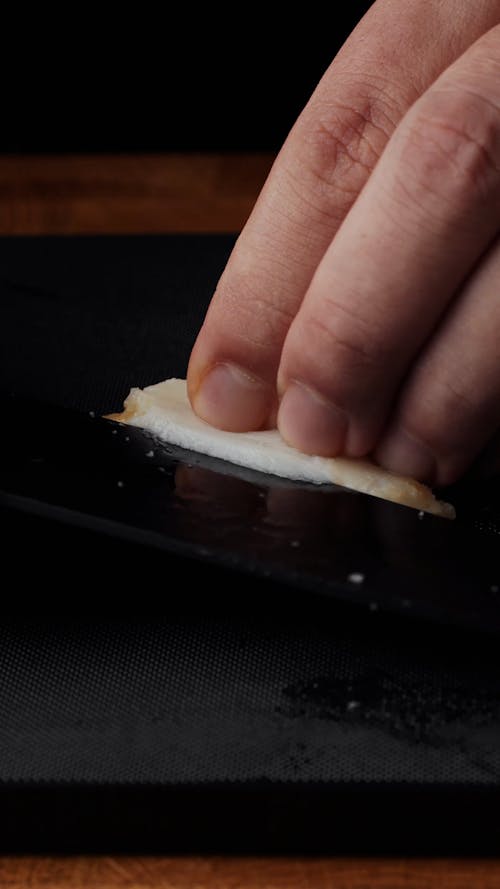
[2,5,371,151]
[2,395,500,637]
[0,235,226,414]
[1,235,500,853]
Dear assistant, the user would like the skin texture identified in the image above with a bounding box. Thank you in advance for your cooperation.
[188,0,500,487]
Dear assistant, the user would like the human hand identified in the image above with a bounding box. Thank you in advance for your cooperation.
[187,0,500,487]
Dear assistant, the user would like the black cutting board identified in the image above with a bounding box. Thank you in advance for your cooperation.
[1,235,500,854]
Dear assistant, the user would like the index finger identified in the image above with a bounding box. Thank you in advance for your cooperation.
[187,0,494,432]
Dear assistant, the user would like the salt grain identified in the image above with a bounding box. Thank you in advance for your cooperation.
[347,701,360,711]
[88,411,95,418]
[418,510,425,520]
[290,540,300,548]
[369,602,379,612]
[145,450,154,457]
[348,572,365,584]
[117,480,124,488]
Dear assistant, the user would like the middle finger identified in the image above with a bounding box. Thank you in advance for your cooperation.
[278,25,500,458]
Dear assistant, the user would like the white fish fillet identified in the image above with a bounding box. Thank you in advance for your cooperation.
[107,378,455,519]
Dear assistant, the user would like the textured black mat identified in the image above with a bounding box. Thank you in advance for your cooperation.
[1,236,500,853]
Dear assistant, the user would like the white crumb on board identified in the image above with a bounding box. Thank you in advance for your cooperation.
[106,378,455,518]
[348,572,365,585]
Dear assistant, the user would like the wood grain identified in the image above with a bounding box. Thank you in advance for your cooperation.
[0,153,274,234]
[1,856,500,889]
[1,152,498,887]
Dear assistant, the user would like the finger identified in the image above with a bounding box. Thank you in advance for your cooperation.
[278,24,500,458]
[375,234,500,486]
[188,0,498,432]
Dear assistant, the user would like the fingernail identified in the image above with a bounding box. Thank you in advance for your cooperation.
[278,381,347,455]
[193,362,272,431]
[376,429,436,483]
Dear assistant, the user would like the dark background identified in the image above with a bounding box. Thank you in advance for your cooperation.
[3,4,371,152]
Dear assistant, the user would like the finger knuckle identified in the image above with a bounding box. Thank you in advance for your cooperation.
[399,87,500,202]
[292,307,389,408]
[213,274,295,354]
[310,296,388,363]
[287,88,398,215]
[400,375,474,459]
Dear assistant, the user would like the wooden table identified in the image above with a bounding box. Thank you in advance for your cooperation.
[1,856,499,888]
[1,152,498,889]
